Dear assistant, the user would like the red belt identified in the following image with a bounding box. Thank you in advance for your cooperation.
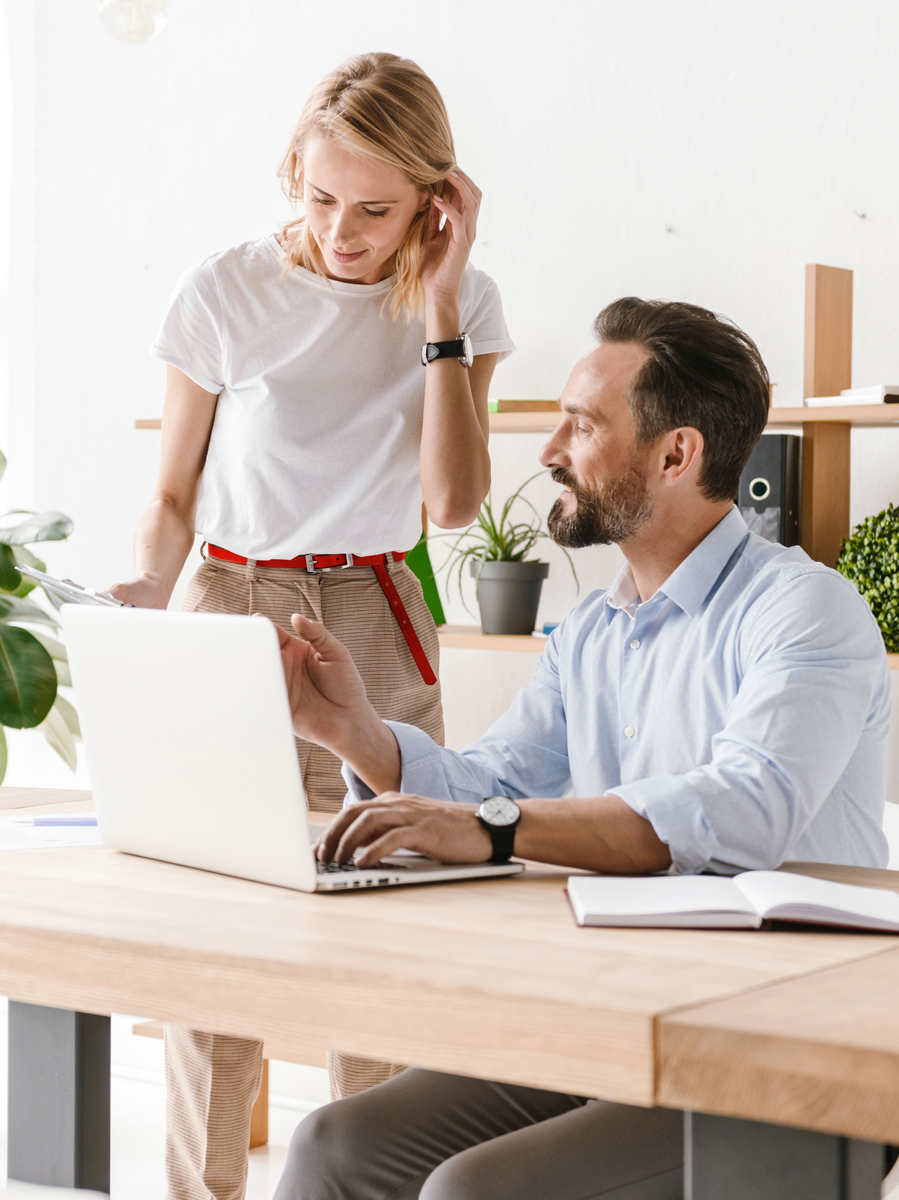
[206,544,436,686]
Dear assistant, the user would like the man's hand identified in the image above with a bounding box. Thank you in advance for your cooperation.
[275,614,402,793]
[275,614,371,749]
[314,794,493,868]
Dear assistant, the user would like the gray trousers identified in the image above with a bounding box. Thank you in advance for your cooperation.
[273,1068,683,1200]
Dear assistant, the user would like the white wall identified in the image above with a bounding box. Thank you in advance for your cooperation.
[2,0,899,784]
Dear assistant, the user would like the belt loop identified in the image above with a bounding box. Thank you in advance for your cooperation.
[244,558,258,582]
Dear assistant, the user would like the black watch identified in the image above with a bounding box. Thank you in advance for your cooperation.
[421,332,473,368]
[476,796,521,863]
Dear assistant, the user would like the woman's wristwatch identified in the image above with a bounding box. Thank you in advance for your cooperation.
[476,796,522,863]
[421,332,473,367]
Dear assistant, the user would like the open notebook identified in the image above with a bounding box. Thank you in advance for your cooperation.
[566,870,899,931]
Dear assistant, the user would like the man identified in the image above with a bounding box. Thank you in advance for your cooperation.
[272,298,890,1200]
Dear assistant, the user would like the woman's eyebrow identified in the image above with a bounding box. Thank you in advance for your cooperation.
[307,182,399,205]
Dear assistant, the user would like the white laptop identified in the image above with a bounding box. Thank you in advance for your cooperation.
[60,607,524,892]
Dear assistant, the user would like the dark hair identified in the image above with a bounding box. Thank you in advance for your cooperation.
[592,297,770,503]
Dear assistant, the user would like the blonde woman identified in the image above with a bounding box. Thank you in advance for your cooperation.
[110,52,513,1200]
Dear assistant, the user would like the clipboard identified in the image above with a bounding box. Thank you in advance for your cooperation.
[16,565,127,608]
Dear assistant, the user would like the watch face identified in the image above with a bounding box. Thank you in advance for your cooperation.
[480,796,520,826]
[461,332,474,367]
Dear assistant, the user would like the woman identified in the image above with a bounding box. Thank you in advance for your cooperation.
[110,52,513,1200]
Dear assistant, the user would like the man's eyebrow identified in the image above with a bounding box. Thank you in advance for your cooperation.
[307,183,398,204]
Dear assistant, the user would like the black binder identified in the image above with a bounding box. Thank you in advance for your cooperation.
[738,434,800,546]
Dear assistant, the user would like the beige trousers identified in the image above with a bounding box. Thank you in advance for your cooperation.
[165,554,443,1200]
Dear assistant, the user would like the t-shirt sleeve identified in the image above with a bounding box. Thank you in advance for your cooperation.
[150,258,225,395]
[459,265,516,362]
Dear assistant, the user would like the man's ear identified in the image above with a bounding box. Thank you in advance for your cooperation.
[659,427,704,485]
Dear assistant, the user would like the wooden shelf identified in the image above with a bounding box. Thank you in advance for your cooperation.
[136,404,899,437]
[438,625,547,653]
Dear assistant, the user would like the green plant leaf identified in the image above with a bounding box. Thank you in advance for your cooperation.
[0,725,7,784]
[836,503,899,653]
[0,625,58,729]
[7,547,46,598]
[0,594,59,628]
[0,544,21,593]
[52,692,80,739]
[41,702,77,771]
[27,628,67,662]
[0,510,74,546]
[54,660,72,687]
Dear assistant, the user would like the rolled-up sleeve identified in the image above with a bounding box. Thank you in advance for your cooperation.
[342,634,572,806]
[609,572,891,874]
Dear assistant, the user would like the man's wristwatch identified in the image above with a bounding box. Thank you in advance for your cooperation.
[476,796,521,863]
[421,332,474,368]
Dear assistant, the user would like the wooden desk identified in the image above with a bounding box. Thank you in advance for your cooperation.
[2,788,899,1196]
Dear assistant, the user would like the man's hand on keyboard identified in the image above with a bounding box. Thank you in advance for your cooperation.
[314,794,493,869]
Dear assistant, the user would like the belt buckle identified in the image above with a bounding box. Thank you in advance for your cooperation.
[305,553,355,573]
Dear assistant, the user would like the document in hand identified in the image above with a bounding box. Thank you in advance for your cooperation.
[566,870,899,932]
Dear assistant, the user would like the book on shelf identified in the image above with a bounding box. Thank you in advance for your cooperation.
[566,870,899,931]
[806,384,899,406]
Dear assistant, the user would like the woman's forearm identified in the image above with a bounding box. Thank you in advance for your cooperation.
[129,496,198,608]
[420,301,494,529]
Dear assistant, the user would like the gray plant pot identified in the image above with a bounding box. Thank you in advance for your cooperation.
[470,559,550,635]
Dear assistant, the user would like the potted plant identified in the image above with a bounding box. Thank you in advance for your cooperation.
[836,504,899,652]
[0,448,79,781]
[440,472,577,635]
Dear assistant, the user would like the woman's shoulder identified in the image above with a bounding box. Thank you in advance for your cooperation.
[175,234,284,292]
[459,259,504,303]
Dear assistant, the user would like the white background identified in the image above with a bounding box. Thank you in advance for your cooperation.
[1,0,898,777]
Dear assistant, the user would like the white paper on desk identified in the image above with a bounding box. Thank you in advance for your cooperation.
[0,814,102,850]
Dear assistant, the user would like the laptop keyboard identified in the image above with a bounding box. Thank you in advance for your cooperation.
[316,860,361,874]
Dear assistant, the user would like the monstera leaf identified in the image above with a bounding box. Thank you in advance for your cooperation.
[0,510,74,546]
[0,624,57,730]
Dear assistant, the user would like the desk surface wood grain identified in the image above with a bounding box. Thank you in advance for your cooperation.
[658,947,899,1143]
[1,786,898,1107]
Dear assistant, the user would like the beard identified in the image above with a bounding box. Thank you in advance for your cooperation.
[547,453,654,548]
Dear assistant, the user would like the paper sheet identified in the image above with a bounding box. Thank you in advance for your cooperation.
[0,814,102,850]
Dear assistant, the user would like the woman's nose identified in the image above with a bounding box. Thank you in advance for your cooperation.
[329,207,356,246]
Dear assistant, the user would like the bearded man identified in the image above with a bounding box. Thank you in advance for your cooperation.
[270,297,891,1200]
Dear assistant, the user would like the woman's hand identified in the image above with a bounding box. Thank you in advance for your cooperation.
[106,577,165,609]
[419,169,482,311]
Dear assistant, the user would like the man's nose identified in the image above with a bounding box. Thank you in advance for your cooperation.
[539,426,568,469]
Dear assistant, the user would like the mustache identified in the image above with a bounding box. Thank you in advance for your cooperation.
[550,466,588,501]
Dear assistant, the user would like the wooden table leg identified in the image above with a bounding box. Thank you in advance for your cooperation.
[7,1001,110,1193]
[249,1058,269,1149]
[684,1111,884,1199]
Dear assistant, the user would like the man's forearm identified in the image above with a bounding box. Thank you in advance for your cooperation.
[338,715,403,796]
[514,794,672,873]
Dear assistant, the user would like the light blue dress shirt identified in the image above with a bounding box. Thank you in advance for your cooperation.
[345,508,892,874]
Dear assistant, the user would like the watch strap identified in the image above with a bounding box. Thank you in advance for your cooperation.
[421,337,468,366]
[476,813,519,863]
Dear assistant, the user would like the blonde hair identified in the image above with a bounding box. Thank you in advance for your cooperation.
[278,53,456,320]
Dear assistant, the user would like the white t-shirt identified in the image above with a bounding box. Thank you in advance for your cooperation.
[151,235,515,558]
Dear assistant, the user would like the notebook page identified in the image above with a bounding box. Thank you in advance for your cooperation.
[567,874,761,928]
[734,871,899,930]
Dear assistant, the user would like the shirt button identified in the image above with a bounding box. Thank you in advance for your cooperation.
[629,639,641,650]
[624,725,635,738]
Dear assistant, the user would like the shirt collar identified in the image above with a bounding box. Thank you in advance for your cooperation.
[603,506,749,622]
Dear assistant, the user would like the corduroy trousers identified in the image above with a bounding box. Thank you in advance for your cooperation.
[164,553,443,1200]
